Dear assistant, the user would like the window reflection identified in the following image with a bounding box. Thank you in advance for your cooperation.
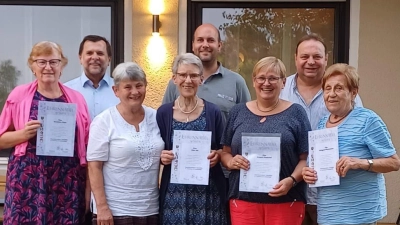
[0,5,111,112]
[203,8,335,99]
[0,4,112,160]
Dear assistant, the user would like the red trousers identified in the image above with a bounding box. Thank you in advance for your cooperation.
[230,199,305,225]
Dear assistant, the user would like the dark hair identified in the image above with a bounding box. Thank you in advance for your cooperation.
[78,35,112,57]
[295,33,327,55]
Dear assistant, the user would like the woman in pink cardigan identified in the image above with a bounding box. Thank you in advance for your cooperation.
[0,41,90,225]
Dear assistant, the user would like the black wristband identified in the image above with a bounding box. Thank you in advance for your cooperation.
[289,175,297,187]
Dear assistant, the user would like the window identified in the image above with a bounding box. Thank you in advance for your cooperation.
[0,0,124,158]
[188,1,349,99]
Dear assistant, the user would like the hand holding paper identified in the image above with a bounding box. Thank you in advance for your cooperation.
[161,150,174,165]
[208,150,219,168]
[23,120,41,140]
[302,167,318,184]
[228,155,250,171]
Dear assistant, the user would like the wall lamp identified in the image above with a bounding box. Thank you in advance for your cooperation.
[152,15,161,36]
[149,0,163,36]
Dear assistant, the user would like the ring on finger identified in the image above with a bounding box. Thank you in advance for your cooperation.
[235,162,239,166]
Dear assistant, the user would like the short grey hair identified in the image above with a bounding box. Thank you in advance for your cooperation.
[171,53,203,75]
[112,62,147,86]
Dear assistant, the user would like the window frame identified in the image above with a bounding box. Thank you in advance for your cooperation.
[0,0,125,69]
[0,0,124,158]
[187,1,350,63]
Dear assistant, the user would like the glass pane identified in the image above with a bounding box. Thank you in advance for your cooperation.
[0,5,111,112]
[203,8,335,99]
[0,5,112,158]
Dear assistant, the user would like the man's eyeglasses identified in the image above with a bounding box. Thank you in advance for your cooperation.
[254,76,282,84]
[176,73,201,80]
[34,59,61,68]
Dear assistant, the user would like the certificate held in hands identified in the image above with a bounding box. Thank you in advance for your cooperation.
[239,133,281,193]
[170,130,211,185]
[308,127,340,187]
[36,101,77,157]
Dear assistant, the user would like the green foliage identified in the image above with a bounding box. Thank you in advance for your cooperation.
[0,60,21,111]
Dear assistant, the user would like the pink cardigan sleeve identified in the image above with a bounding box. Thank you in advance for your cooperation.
[0,99,14,136]
[0,83,35,153]
[60,84,91,166]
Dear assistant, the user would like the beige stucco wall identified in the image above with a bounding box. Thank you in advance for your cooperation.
[358,0,400,223]
[131,0,179,109]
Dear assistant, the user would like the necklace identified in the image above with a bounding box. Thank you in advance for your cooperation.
[177,96,199,122]
[256,99,280,123]
[328,110,352,124]
[38,88,62,99]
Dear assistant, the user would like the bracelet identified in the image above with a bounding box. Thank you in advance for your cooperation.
[367,159,374,171]
[289,175,297,187]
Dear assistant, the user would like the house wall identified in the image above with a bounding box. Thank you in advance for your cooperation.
[358,0,400,222]
[131,0,179,109]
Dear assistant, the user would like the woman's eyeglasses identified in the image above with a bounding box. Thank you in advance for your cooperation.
[34,59,61,68]
[176,73,201,80]
[254,76,282,84]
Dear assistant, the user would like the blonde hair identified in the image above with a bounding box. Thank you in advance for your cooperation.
[28,41,68,69]
[252,57,286,78]
[322,63,359,91]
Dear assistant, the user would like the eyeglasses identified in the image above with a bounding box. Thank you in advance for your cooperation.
[176,73,201,80]
[254,76,282,84]
[34,59,61,68]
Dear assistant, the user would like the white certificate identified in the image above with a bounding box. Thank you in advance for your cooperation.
[308,127,340,187]
[170,130,211,185]
[239,133,281,193]
[36,101,77,157]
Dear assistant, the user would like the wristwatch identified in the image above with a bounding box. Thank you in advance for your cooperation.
[367,159,374,171]
[289,175,297,187]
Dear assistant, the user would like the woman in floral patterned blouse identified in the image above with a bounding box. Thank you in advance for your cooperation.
[0,41,90,225]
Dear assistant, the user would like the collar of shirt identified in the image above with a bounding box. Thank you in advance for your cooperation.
[203,62,222,84]
[291,73,323,104]
[214,62,222,76]
[80,72,112,88]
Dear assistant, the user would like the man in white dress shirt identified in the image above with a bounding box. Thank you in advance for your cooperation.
[65,35,119,120]
[64,35,120,225]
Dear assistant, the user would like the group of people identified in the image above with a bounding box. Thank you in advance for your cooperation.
[0,23,399,225]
